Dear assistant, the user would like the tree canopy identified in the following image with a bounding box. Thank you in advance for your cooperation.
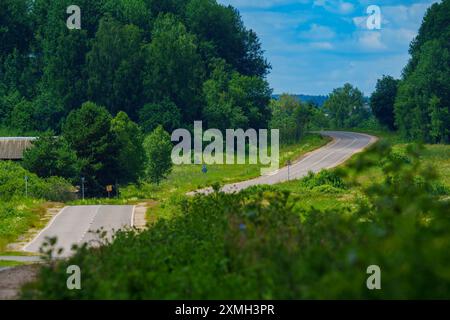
[323,83,369,129]
[394,0,450,143]
[0,0,271,134]
[370,76,399,131]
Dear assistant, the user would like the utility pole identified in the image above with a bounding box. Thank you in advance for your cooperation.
[81,177,85,201]
[287,160,291,181]
[25,176,28,198]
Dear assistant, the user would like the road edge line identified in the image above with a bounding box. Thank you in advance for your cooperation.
[22,206,69,253]
[131,205,136,228]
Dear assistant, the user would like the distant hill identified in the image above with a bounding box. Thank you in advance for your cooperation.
[272,94,328,107]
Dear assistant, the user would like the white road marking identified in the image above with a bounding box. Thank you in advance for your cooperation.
[22,206,69,252]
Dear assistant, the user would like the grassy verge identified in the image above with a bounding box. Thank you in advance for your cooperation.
[0,260,26,268]
[0,199,46,252]
[127,133,329,195]
[0,200,62,254]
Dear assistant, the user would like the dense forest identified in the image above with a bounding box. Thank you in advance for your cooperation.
[0,0,271,134]
[371,0,450,143]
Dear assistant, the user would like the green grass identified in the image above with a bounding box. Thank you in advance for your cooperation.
[120,133,330,219]
[0,260,25,268]
[418,144,450,189]
[0,199,50,252]
[0,251,38,257]
[146,133,329,194]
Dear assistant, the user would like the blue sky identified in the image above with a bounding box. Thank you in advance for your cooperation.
[218,0,440,95]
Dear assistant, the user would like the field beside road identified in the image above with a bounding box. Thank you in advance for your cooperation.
[21,131,450,299]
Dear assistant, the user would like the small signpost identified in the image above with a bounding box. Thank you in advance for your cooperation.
[202,164,208,174]
[81,177,85,201]
[106,185,113,198]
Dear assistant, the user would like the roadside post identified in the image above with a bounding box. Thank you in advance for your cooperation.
[287,160,291,181]
[81,177,85,201]
[25,175,28,198]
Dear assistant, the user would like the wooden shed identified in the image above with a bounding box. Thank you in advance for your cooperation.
[0,137,36,160]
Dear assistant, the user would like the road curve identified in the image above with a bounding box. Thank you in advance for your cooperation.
[190,131,377,195]
[23,205,134,257]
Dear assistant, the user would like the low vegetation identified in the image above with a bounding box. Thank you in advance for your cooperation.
[0,199,47,251]
[0,161,73,251]
[22,141,450,299]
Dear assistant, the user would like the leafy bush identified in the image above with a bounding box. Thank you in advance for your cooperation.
[300,169,347,190]
[39,177,76,202]
[0,161,74,202]
[378,150,411,169]
[22,132,81,184]
[143,126,173,185]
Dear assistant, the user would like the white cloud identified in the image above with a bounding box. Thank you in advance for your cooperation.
[310,41,334,49]
[357,31,386,50]
[299,24,336,39]
[313,0,355,14]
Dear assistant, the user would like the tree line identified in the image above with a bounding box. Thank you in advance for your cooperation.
[0,0,271,135]
[370,0,450,143]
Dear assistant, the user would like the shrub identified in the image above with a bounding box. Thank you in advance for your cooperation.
[143,126,173,185]
[0,161,74,202]
[300,169,347,190]
[39,177,77,202]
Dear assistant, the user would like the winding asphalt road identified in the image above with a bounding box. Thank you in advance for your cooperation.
[18,131,375,258]
[190,131,377,195]
[23,205,134,257]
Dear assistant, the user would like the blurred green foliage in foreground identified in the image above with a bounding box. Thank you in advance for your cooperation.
[22,142,450,299]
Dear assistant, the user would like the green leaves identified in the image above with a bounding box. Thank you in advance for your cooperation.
[22,131,81,184]
[1,0,271,139]
[139,99,182,133]
[143,125,173,185]
[111,111,146,184]
[269,94,314,144]
[62,102,118,195]
[203,60,272,131]
[87,17,145,119]
[143,14,204,123]
[394,0,450,143]
[370,75,399,131]
[323,83,368,129]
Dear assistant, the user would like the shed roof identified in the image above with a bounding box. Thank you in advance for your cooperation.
[0,137,36,160]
